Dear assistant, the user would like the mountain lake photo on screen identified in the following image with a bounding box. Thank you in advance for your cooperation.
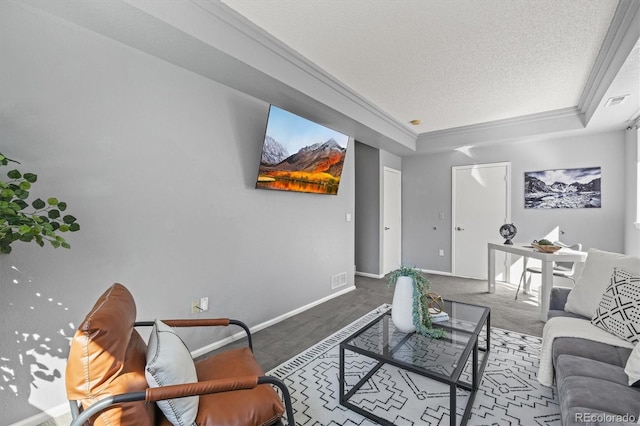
[256,105,349,195]
[524,167,601,209]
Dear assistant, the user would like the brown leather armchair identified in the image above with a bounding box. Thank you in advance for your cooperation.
[65,283,295,426]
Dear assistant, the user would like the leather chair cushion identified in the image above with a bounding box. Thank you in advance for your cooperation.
[157,347,284,426]
[66,283,155,426]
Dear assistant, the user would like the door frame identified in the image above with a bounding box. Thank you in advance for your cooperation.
[382,167,402,275]
[451,162,511,277]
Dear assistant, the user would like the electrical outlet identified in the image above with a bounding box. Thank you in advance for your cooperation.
[439,249,444,256]
[200,297,208,311]
[191,299,201,314]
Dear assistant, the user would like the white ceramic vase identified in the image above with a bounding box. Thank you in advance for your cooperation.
[391,276,416,333]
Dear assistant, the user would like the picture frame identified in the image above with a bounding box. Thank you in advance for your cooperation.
[524,167,601,209]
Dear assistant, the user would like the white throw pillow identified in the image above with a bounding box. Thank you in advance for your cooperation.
[591,268,640,344]
[565,249,640,318]
[625,343,640,386]
[146,320,199,426]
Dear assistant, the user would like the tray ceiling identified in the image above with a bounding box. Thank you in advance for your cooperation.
[222,0,624,134]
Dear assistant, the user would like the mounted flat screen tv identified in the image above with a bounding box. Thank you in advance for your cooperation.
[256,105,350,195]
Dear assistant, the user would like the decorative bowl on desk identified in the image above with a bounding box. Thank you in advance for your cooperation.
[532,242,562,253]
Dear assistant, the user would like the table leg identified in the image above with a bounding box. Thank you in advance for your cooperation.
[539,259,552,322]
[339,345,345,404]
[450,383,457,426]
[487,246,496,293]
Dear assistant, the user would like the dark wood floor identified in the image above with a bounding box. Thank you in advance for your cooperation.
[212,273,544,371]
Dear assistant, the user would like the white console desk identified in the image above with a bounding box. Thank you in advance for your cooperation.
[487,242,588,321]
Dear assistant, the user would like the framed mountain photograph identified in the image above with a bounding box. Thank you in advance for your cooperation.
[524,167,601,209]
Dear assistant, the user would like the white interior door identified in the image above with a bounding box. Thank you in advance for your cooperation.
[452,163,510,279]
[383,167,402,275]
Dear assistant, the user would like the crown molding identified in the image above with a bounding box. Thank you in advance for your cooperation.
[579,0,640,126]
[24,0,635,156]
[421,107,582,138]
[417,106,582,142]
[192,0,417,142]
[415,107,585,153]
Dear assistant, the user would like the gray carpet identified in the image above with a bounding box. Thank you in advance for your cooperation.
[225,273,545,371]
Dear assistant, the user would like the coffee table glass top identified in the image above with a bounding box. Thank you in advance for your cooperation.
[342,300,489,379]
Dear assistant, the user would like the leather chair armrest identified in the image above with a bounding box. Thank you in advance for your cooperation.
[135,318,230,327]
[159,318,231,327]
[135,318,253,350]
[146,376,259,402]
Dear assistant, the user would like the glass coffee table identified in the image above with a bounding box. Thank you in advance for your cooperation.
[339,300,490,426]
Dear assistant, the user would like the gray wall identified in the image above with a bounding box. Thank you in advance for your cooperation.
[625,127,640,256]
[355,142,380,275]
[0,3,354,423]
[354,144,402,276]
[403,130,627,272]
[380,150,402,172]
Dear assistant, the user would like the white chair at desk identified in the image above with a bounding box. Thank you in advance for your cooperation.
[514,241,582,300]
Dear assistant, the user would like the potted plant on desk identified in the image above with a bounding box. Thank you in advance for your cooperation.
[387,266,445,338]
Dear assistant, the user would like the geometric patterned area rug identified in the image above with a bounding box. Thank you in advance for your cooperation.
[268,305,561,425]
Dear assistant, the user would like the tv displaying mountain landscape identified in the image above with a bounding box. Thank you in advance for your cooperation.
[524,166,601,209]
[255,105,350,195]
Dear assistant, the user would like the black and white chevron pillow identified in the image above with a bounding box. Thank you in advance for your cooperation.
[591,268,640,344]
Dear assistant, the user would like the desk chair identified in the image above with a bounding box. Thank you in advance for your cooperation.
[515,242,582,300]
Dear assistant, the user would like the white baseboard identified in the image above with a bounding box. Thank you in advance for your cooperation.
[355,269,454,279]
[420,269,454,276]
[13,286,357,425]
[355,271,384,279]
[190,285,356,358]
[10,402,70,426]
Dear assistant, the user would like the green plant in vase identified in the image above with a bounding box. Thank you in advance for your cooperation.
[0,153,80,253]
[388,266,445,338]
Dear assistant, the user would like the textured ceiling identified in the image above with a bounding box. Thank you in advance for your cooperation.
[221,0,619,134]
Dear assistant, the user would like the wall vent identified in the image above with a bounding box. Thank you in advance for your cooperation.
[331,272,348,289]
[605,94,629,107]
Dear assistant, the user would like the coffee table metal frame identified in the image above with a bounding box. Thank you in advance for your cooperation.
[339,301,490,426]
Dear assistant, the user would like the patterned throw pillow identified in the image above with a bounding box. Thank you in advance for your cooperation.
[591,268,640,344]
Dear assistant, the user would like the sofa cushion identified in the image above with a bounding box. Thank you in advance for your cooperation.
[565,249,640,318]
[66,283,155,426]
[555,354,629,389]
[146,320,199,426]
[625,343,640,386]
[552,337,632,368]
[557,376,640,425]
[591,268,640,344]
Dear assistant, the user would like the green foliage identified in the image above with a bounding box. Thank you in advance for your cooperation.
[387,266,446,338]
[0,152,80,253]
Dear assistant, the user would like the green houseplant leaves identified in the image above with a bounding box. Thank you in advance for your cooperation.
[0,153,80,253]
